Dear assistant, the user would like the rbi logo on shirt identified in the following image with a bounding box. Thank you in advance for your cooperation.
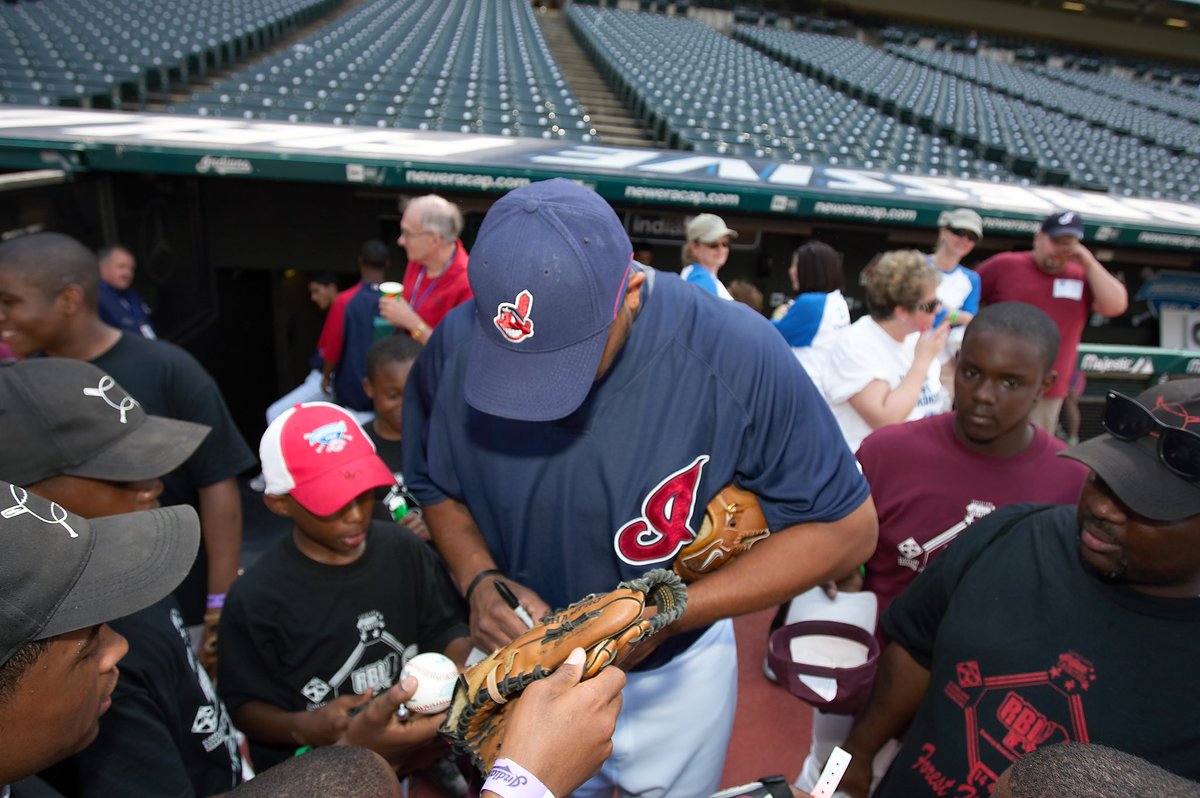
[614,455,709,565]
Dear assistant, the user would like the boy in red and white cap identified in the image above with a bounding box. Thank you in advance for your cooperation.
[217,402,470,772]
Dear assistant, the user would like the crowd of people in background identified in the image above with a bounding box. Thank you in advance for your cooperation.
[2,182,1197,798]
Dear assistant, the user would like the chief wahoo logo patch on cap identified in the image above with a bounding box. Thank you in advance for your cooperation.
[494,290,535,343]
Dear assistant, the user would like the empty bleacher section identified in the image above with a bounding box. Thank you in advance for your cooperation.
[568,5,1015,181]
[890,46,1200,158]
[167,0,594,139]
[0,0,336,108]
[734,25,1200,202]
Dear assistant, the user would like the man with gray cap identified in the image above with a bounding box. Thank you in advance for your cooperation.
[976,210,1128,431]
[404,178,876,796]
[835,379,1200,797]
[680,212,739,300]
[0,480,200,790]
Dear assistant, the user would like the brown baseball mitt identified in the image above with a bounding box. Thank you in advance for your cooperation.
[440,568,687,775]
[674,483,771,582]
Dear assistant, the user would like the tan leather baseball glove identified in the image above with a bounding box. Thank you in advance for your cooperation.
[674,483,771,582]
[440,568,687,775]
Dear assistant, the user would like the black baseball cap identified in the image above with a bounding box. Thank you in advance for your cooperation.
[0,359,210,485]
[0,481,200,666]
[1061,379,1200,521]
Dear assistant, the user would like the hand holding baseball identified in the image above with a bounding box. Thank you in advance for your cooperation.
[336,677,446,770]
[400,653,458,714]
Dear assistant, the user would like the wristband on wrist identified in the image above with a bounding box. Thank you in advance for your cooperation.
[947,309,960,325]
[482,758,555,798]
[465,568,502,602]
[206,593,226,610]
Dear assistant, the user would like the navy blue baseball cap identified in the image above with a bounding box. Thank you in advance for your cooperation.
[1041,210,1085,239]
[465,179,633,421]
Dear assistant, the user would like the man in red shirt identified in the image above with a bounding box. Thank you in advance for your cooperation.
[379,194,472,343]
[975,211,1127,432]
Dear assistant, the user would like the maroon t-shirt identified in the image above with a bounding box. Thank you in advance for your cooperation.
[975,251,1093,398]
[858,413,1089,623]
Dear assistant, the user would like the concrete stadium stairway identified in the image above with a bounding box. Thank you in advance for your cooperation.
[535,6,653,147]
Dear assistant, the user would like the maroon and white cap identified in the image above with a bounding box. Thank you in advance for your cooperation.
[259,402,395,516]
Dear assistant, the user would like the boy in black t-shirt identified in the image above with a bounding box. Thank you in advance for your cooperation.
[218,401,470,771]
[362,335,428,539]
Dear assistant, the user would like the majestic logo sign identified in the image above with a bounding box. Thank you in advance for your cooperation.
[614,455,708,564]
[494,290,535,342]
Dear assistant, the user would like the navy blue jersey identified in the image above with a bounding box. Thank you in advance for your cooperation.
[334,282,383,411]
[404,268,868,662]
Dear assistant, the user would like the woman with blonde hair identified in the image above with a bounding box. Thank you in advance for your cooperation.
[823,250,949,452]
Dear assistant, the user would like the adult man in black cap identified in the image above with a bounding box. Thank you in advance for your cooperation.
[836,379,1200,797]
[975,211,1127,432]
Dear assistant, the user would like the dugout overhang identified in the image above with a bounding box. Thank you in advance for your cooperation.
[1,106,1197,252]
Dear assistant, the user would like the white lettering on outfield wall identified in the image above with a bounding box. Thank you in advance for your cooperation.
[2,109,1199,229]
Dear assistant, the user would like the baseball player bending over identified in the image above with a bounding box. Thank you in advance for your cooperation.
[403,179,876,797]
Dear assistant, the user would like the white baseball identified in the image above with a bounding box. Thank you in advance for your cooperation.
[399,652,458,714]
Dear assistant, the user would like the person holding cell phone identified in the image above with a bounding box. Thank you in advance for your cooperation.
[822,250,950,454]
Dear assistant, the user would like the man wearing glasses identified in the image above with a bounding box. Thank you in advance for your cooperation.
[834,379,1200,797]
[379,194,473,344]
[975,211,1128,432]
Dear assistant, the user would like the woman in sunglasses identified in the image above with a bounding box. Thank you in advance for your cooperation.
[930,208,984,401]
[823,250,950,453]
[680,213,738,301]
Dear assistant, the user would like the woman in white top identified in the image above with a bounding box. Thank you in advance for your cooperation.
[824,250,950,452]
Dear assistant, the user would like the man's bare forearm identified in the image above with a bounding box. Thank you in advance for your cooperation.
[423,498,498,594]
[198,477,243,596]
[843,642,931,760]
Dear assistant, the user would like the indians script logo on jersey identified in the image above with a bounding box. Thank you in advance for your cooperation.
[494,289,535,342]
[614,455,709,565]
[304,420,351,453]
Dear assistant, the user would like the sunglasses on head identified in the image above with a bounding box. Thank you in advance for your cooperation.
[914,298,941,313]
[948,228,980,243]
[1103,391,1200,482]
